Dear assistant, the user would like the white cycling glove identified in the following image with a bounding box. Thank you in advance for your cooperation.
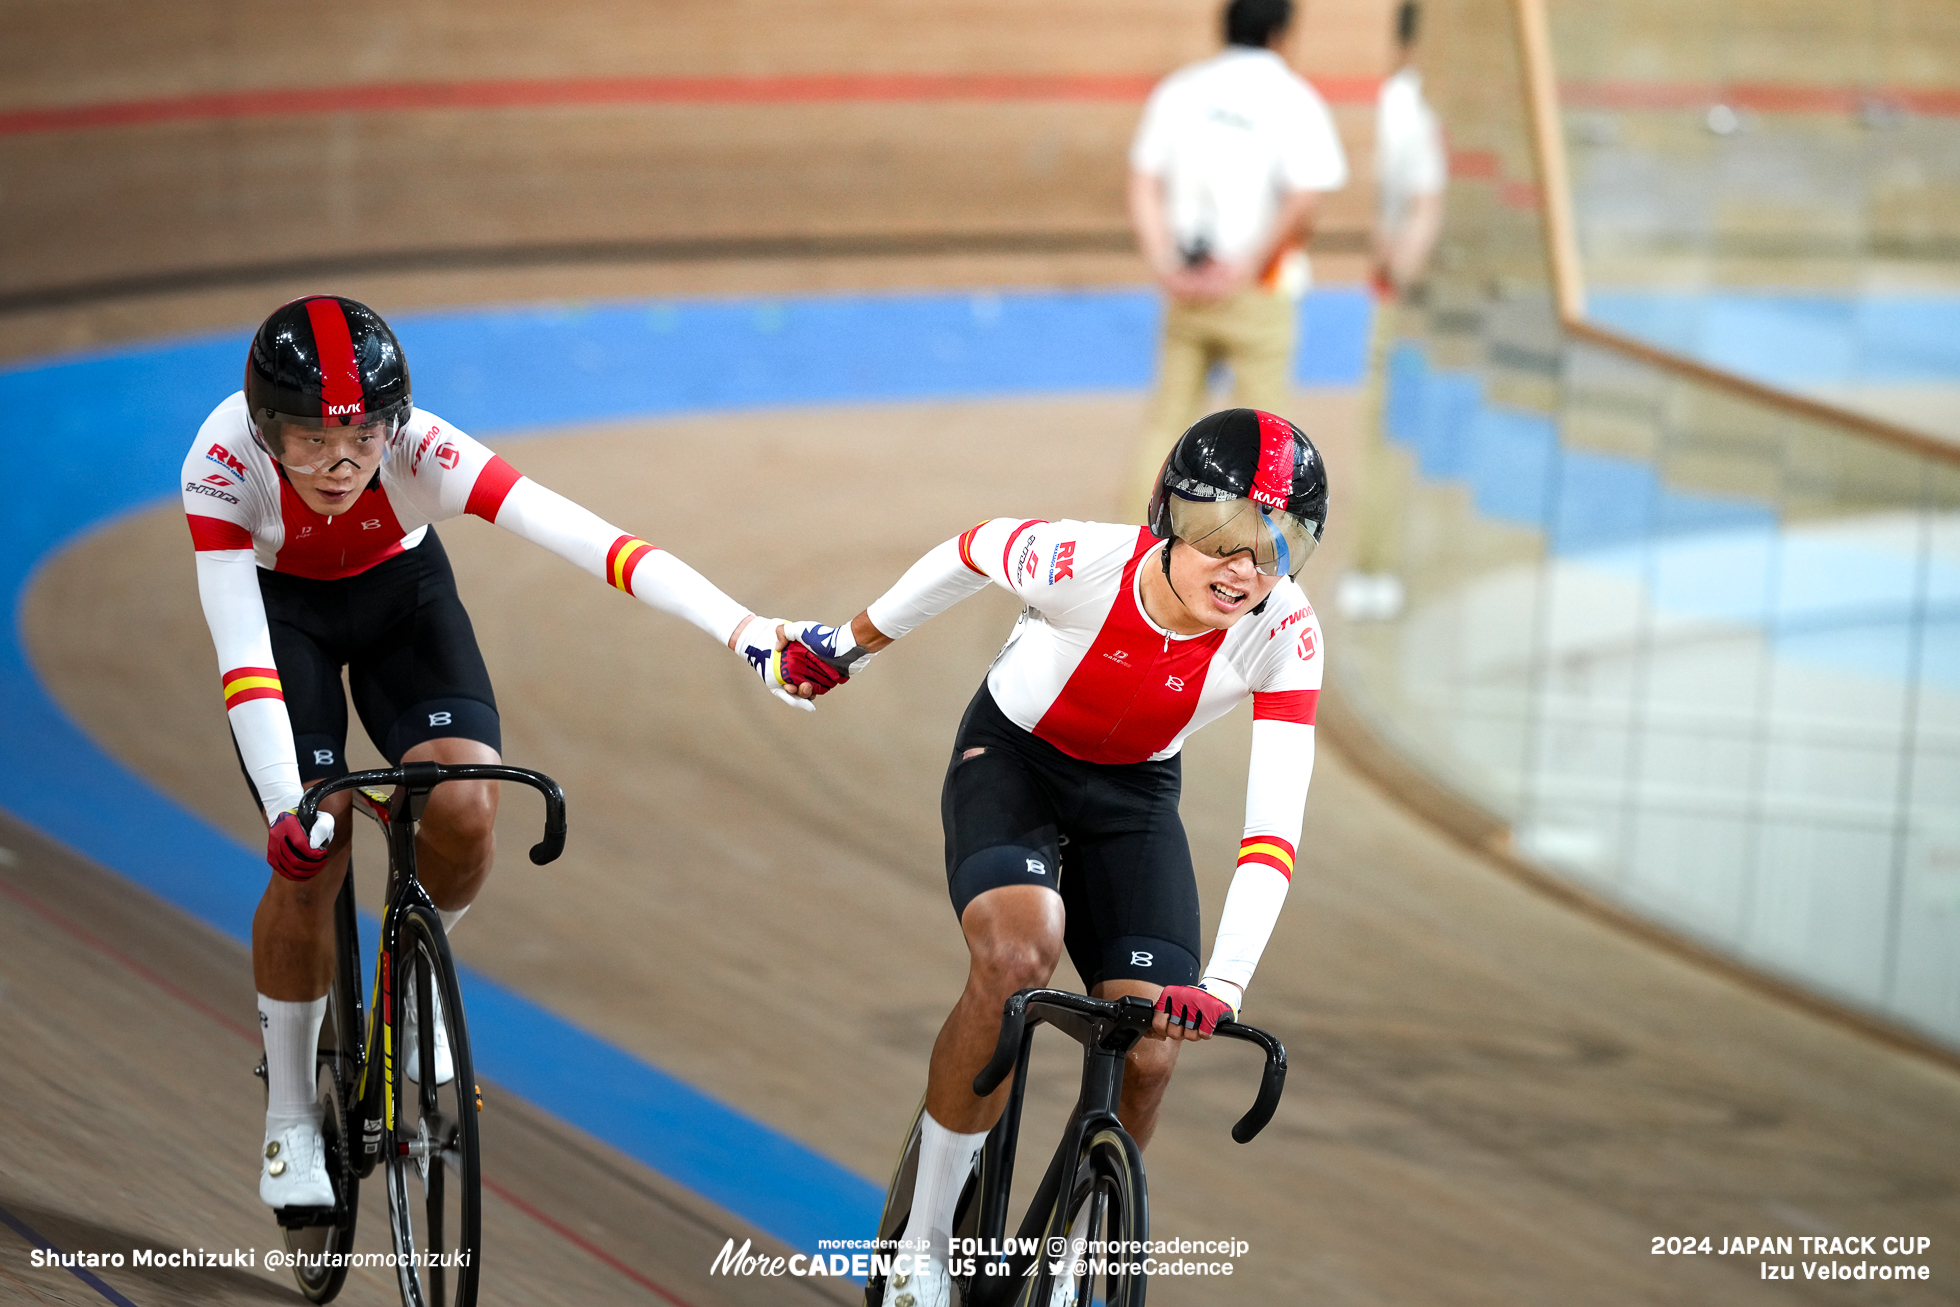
[732,616,816,712]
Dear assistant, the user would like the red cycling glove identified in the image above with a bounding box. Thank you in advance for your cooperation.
[1155,983,1235,1036]
[779,643,848,694]
[267,810,332,881]
[775,621,873,697]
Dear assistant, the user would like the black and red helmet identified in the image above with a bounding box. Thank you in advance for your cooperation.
[1147,408,1327,577]
[245,295,410,443]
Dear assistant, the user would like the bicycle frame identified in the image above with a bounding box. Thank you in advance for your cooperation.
[297,762,568,1178]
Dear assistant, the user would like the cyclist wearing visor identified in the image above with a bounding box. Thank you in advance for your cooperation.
[773,407,1327,1307]
[253,413,402,476]
[1158,477,1319,577]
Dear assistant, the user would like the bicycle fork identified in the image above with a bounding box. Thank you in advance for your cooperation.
[969,1023,1142,1305]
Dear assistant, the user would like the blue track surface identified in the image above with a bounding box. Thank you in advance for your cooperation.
[0,284,1371,1260]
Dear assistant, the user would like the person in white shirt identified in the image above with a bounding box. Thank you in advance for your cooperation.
[1127,0,1349,511]
[1340,1,1446,625]
[1373,0,1447,295]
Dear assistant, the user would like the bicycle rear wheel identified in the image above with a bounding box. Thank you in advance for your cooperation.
[1020,1127,1147,1307]
[276,874,363,1303]
[384,904,480,1307]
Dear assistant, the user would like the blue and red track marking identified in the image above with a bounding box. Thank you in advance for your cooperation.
[0,285,1372,1265]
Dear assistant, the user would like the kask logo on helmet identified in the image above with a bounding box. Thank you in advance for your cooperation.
[326,401,365,417]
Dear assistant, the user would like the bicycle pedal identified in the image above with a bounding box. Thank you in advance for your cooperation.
[274,1205,339,1230]
[252,1056,267,1082]
[475,1083,484,1113]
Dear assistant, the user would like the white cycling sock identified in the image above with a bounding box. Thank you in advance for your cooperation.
[260,994,327,1129]
[439,904,470,934]
[910,1111,989,1266]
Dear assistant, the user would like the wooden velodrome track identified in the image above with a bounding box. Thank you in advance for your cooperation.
[5,2,1960,1304]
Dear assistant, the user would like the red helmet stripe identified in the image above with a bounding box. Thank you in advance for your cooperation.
[304,297,365,420]
[1250,410,1295,509]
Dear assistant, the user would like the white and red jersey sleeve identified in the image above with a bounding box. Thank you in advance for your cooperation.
[183,396,758,824]
[384,412,749,643]
[862,516,1118,640]
[1202,591,1322,996]
[181,401,303,823]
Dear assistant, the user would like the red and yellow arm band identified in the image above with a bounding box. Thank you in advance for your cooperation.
[956,521,988,576]
[604,534,659,595]
[222,666,284,710]
[1237,834,1296,881]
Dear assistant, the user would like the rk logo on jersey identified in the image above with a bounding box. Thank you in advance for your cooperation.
[1047,540,1076,584]
[206,444,248,478]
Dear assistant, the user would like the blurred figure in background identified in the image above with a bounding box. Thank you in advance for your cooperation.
[1339,0,1447,625]
[1127,0,1348,515]
[1372,0,1446,297]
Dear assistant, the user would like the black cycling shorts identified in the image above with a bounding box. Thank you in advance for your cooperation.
[244,528,501,792]
[941,683,1200,991]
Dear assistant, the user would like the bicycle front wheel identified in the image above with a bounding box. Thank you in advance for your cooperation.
[1022,1126,1147,1307]
[384,905,480,1307]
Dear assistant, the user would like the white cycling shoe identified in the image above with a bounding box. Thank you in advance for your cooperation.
[402,985,453,1086]
[883,1254,952,1307]
[259,1116,333,1209]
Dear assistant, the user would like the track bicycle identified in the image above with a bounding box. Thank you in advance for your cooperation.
[865,988,1286,1307]
[255,761,566,1307]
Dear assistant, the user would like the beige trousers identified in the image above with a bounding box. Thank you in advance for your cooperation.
[1129,288,1297,521]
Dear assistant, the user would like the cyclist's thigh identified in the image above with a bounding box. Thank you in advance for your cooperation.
[250,568,354,791]
[1059,760,1201,993]
[942,685,1063,921]
[345,530,503,766]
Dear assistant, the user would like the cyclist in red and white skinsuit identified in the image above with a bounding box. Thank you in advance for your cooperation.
[781,408,1324,1307]
[187,295,816,1214]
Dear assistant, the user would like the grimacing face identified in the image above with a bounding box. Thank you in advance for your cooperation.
[1164,537,1282,630]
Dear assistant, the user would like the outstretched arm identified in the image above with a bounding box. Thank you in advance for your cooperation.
[415,432,814,705]
[479,471,751,644]
[779,518,1054,691]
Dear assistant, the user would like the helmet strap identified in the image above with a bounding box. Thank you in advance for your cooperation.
[1160,538,1193,610]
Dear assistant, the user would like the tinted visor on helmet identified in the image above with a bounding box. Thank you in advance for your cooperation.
[1165,485,1318,577]
[254,405,404,475]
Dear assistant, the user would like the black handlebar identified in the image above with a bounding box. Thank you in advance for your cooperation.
[297,764,568,865]
[1215,1019,1288,1144]
[972,988,1288,1143]
[971,989,1042,1098]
